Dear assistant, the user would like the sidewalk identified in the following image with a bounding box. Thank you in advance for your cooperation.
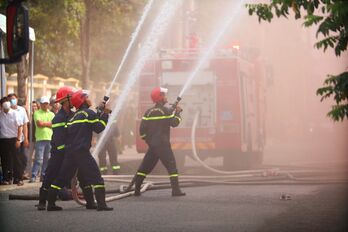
[0,180,41,192]
[0,146,143,192]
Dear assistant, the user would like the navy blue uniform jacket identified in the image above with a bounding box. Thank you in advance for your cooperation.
[65,108,108,154]
[140,103,181,147]
[50,108,72,155]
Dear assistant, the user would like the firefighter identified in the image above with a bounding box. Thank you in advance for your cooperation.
[98,120,121,175]
[46,90,113,211]
[133,87,185,196]
[36,87,97,210]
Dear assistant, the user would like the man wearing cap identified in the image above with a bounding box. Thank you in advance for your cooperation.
[30,96,55,183]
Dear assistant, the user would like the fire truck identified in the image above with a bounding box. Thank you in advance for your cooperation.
[136,48,266,170]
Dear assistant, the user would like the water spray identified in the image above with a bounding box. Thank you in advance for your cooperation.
[105,0,155,97]
[93,0,183,158]
[178,0,246,99]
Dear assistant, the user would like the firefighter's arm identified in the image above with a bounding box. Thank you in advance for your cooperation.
[90,110,109,134]
[139,119,147,140]
[170,106,182,128]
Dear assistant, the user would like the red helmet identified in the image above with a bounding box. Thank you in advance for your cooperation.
[71,89,89,109]
[150,87,168,103]
[55,86,74,103]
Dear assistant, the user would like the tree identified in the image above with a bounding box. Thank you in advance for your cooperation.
[28,0,144,89]
[79,0,144,88]
[1,0,144,101]
[246,0,348,121]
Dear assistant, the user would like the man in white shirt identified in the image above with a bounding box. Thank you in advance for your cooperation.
[0,97,23,185]
[8,93,29,185]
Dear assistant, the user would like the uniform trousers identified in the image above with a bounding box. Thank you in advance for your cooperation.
[138,144,178,175]
[52,149,104,188]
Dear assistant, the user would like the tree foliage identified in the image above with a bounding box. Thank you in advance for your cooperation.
[27,0,143,82]
[246,0,348,121]
[28,0,84,78]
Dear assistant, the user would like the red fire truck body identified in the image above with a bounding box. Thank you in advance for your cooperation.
[136,49,265,168]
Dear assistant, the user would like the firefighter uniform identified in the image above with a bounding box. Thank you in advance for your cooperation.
[98,120,120,175]
[47,105,112,211]
[134,103,185,196]
[37,108,95,210]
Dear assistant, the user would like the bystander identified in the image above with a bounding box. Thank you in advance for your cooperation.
[0,97,23,185]
[30,96,55,183]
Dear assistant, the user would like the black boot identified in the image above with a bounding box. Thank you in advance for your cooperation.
[100,167,107,175]
[82,186,97,210]
[112,165,120,175]
[170,176,186,197]
[112,170,119,175]
[134,175,145,196]
[47,188,63,211]
[95,188,113,211]
[36,187,48,210]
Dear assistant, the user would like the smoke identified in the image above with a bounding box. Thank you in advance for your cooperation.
[94,0,347,169]
[93,0,183,158]
[163,0,348,167]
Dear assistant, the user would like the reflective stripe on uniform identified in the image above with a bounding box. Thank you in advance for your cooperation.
[112,165,120,170]
[169,173,179,178]
[73,110,88,118]
[100,167,108,171]
[174,116,181,122]
[142,114,175,121]
[51,184,62,190]
[57,144,65,150]
[99,120,107,127]
[52,122,66,128]
[67,119,101,126]
[147,108,165,116]
[93,184,105,189]
[137,172,147,177]
[84,185,92,189]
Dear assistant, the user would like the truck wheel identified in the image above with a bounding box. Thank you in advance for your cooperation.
[223,152,249,170]
[247,151,263,168]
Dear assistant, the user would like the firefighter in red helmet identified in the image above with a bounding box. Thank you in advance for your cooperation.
[133,87,185,196]
[46,90,113,211]
[36,86,97,210]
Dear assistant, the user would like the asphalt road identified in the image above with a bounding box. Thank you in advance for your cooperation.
[1,182,347,232]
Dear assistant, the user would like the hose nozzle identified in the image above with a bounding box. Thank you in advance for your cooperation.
[96,96,111,114]
[171,96,182,113]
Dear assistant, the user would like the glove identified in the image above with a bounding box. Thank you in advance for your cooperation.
[175,105,183,114]
[103,107,112,114]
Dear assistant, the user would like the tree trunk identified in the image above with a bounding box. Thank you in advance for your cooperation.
[80,0,92,89]
[16,54,28,105]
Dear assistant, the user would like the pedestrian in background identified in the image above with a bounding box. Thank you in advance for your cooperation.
[8,93,29,185]
[30,96,55,183]
[50,95,60,114]
[0,97,23,185]
[24,100,39,179]
[98,120,121,175]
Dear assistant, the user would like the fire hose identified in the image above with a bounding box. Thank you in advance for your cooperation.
[7,110,348,204]
[8,168,348,202]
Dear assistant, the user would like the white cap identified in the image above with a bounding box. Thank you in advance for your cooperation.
[160,87,168,93]
[40,96,50,104]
